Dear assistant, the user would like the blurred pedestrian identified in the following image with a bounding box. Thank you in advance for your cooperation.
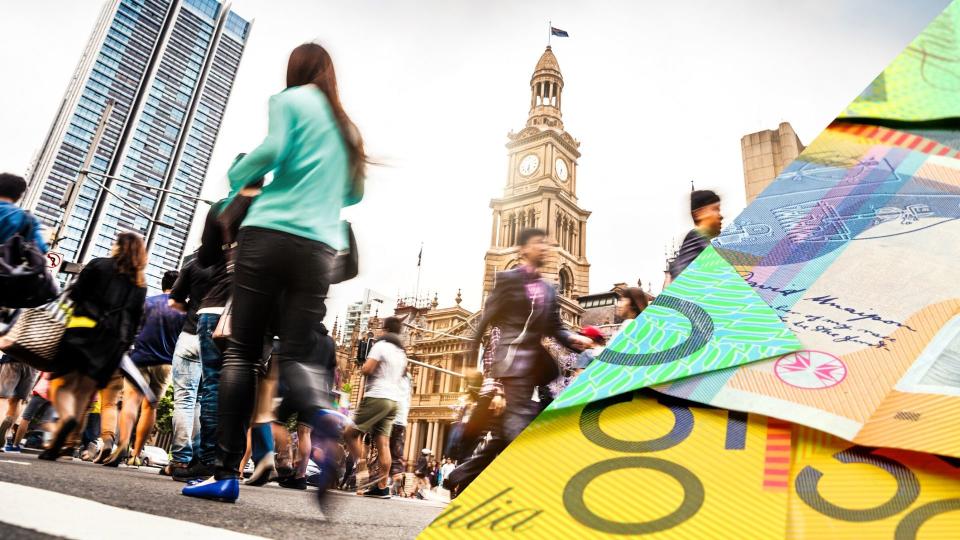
[0,358,39,450]
[666,189,723,286]
[274,323,338,491]
[166,259,210,476]
[446,228,591,494]
[616,287,648,330]
[183,42,366,504]
[439,458,455,491]
[9,373,54,452]
[172,199,234,481]
[102,271,183,467]
[0,173,46,250]
[428,458,439,492]
[573,326,606,375]
[389,370,411,497]
[356,331,374,367]
[41,232,147,460]
[343,317,407,499]
[413,448,431,500]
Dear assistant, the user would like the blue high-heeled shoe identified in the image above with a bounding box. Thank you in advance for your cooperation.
[181,476,239,503]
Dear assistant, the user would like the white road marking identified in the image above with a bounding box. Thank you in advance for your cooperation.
[0,459,30,465]
[0,482,268,539]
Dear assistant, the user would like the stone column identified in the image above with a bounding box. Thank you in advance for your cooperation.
[542,198,551,236]
[429,421,439,457]
[490,210,499,246]
[417,365,427,393]
[425,422,435,456]
[440,358,449,393]
[411,421,423,459]
[437,423,446,458]
[579,219,587,262]
[404,421,416,464]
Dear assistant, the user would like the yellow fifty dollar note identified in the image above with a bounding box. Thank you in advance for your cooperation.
[788,427,960,539]
[420,391,791,539]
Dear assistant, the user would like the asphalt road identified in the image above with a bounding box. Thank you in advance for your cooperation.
[0,452,444,539]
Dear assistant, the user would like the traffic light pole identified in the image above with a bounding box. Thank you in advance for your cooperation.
[51,99,114,250]
[80,170,215,205]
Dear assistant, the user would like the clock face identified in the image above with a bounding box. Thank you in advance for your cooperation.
[555,158,568,182]
[519,154,539,177]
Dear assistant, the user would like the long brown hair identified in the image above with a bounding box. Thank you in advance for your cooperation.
[112,232,147,288]
[287,43,366,197]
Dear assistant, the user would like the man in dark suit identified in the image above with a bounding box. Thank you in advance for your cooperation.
[445,228,591,496]
[355,331,374,367]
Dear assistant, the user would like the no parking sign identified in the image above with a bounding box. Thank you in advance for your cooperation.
[45,251,64,274]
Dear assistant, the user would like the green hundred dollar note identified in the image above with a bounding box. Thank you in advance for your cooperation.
[842,0,960,121]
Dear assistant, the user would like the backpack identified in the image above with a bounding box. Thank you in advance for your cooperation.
[0,212,58,308]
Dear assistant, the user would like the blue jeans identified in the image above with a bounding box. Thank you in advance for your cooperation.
[171,332,201,464]
[197,313,222,466]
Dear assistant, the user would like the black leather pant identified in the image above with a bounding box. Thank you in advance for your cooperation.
[214,227,334,479]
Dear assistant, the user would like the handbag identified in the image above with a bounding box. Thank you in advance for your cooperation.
[329,221,359,284]
[211,296,233,351]
[0,212,59,308]
[0,293,71,371]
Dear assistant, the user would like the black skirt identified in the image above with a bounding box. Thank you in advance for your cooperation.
[51,326,128,389]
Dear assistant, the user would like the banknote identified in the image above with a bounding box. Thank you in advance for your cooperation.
[419,390,791,539]
[787,426,960,539]
[549,246,801,409]
[842,0,960,121]
[657,125,960,458]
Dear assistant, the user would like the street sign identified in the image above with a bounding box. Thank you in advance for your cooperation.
[45,251,64,274]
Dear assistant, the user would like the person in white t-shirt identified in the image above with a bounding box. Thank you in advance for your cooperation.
[344,317,408,498]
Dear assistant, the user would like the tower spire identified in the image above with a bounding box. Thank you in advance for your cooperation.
[527,46,564,129]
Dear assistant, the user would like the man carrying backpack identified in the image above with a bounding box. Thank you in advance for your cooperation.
[0,173,46,251]
[0,172,49,451]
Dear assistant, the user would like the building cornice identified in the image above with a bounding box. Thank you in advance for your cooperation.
[506,127,581,157]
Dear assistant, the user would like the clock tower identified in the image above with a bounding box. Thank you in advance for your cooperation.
[482,46,591,326]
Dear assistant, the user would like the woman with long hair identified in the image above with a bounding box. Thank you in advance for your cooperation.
[40,232,147,460]
[183,42,365,503]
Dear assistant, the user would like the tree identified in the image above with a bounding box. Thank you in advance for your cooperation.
[155,384,174,433]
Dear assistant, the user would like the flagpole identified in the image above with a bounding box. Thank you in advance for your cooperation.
[415,241,423,305]
[548,20,551,46]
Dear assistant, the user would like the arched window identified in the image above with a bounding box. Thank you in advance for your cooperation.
[528,209,536,229]
[509,213,517,246]
[558,267,574,297]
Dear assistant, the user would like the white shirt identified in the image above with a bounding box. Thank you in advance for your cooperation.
[363,339,408,402]
[393,374,411,426]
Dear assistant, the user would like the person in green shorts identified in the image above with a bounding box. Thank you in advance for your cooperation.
[343,317,408,498]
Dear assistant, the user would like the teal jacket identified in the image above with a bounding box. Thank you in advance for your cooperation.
[228,85,361,250]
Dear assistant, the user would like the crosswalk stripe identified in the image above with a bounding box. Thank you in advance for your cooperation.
[0,481,267,539]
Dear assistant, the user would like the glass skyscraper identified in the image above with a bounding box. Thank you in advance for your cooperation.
[24,0,250,289]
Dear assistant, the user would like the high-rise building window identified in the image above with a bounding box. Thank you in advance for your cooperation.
[25,0,251,291]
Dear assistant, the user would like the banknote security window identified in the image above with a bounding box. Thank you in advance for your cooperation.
[895,315,960,396]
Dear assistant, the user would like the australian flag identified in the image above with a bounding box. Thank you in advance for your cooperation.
[551,26,569,38]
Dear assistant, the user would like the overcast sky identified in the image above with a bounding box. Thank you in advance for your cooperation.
[0,0,950,328]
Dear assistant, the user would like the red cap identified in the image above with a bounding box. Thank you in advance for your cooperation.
[579,325,603,341]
